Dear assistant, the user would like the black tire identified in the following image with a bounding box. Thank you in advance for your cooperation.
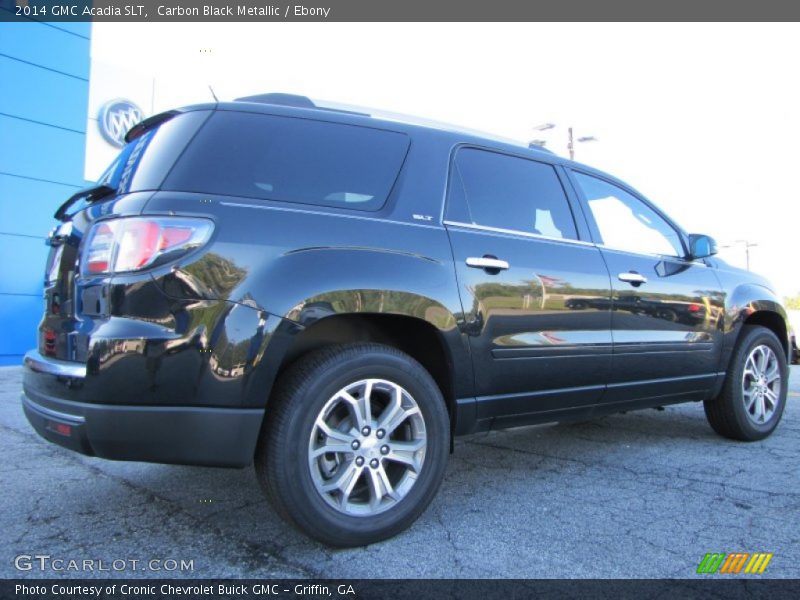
[704,325,788,441]
[255,343,450,547]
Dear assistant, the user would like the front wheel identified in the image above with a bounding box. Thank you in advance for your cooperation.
[704,325,788,441]
[256,343,450,546]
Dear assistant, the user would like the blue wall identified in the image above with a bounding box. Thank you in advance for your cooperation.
[0,17,91,365]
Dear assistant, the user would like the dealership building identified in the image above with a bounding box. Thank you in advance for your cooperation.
[0,19,93,365]
[0,17,205,365]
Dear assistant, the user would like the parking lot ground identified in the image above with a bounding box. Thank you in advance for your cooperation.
[2,366,798,579]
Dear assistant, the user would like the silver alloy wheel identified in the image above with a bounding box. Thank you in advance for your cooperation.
[742,344,781,425]
[308,378,427,516]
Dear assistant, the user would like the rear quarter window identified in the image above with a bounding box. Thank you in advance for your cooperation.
[162,111,410,211]
[97,110,212,194]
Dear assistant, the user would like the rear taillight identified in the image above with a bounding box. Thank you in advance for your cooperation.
[82,217,213,275]
[85,222,116,274]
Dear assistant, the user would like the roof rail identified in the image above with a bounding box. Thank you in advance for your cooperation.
[234,92,371,117]
[234,93,317,108]
[232,93,546,152]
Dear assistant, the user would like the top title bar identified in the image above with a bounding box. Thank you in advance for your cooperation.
[2,0,800,22]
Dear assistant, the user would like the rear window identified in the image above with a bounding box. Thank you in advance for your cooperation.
[96,110,211,194]
[162,111,410,211]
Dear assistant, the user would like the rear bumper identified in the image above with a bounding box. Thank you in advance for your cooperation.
[22,350,264,468]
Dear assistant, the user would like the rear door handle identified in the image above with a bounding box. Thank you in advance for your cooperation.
[618,271,647,285]
[466,257,510,271]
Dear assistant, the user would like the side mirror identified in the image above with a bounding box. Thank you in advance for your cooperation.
[689,234,718,259]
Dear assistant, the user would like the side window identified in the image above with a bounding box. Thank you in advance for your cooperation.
[451,148,578,240]
[572,172,684,257]
[163,112,410,211]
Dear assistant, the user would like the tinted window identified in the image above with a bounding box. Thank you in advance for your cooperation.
[96,110,211,195]
[573,172,684,257]
[452,148,577,240]
[163,111,410,211]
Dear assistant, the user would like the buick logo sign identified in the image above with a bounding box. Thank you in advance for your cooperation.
[98,99,144,147]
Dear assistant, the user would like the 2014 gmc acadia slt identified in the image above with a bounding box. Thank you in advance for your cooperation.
[22,94,790,546]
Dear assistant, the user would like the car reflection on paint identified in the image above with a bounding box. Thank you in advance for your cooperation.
[565,294,708,325]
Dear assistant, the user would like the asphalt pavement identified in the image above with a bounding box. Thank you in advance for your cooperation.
[1,365,798,579]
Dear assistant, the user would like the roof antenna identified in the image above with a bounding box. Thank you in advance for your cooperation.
[208,85,219,102]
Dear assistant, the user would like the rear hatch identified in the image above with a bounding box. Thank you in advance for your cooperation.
[39,109,212,362]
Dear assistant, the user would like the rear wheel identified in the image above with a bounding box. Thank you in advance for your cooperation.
[704,325,788,441]
[256,343,449,546]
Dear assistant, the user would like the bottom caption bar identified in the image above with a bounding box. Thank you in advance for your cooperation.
[4,579,800,600]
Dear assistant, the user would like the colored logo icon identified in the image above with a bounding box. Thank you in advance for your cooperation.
[697,552,773,574]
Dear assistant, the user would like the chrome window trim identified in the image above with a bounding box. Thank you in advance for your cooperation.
[596,244,709,267]
[443,220,595,247]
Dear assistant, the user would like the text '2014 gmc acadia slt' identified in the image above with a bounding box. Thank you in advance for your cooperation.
[22,93,790,546]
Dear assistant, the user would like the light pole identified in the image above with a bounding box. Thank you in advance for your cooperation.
[531,123,597,160]
[722,240,759,271]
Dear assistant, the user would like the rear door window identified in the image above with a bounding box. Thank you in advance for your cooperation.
[163,111,410,211]
[449,148,578,240]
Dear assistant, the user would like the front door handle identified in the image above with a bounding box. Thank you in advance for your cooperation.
[466,257,510,271]
[618,271,647,286]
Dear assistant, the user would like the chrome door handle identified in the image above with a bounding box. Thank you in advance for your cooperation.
[618,271,647,285]
[466,257,510,271]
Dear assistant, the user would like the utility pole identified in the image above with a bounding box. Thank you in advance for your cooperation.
[722,240,759,271]
[739,240,758,271]
[568,127,574,160]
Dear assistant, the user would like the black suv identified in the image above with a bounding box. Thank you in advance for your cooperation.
[22,94,790,546]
